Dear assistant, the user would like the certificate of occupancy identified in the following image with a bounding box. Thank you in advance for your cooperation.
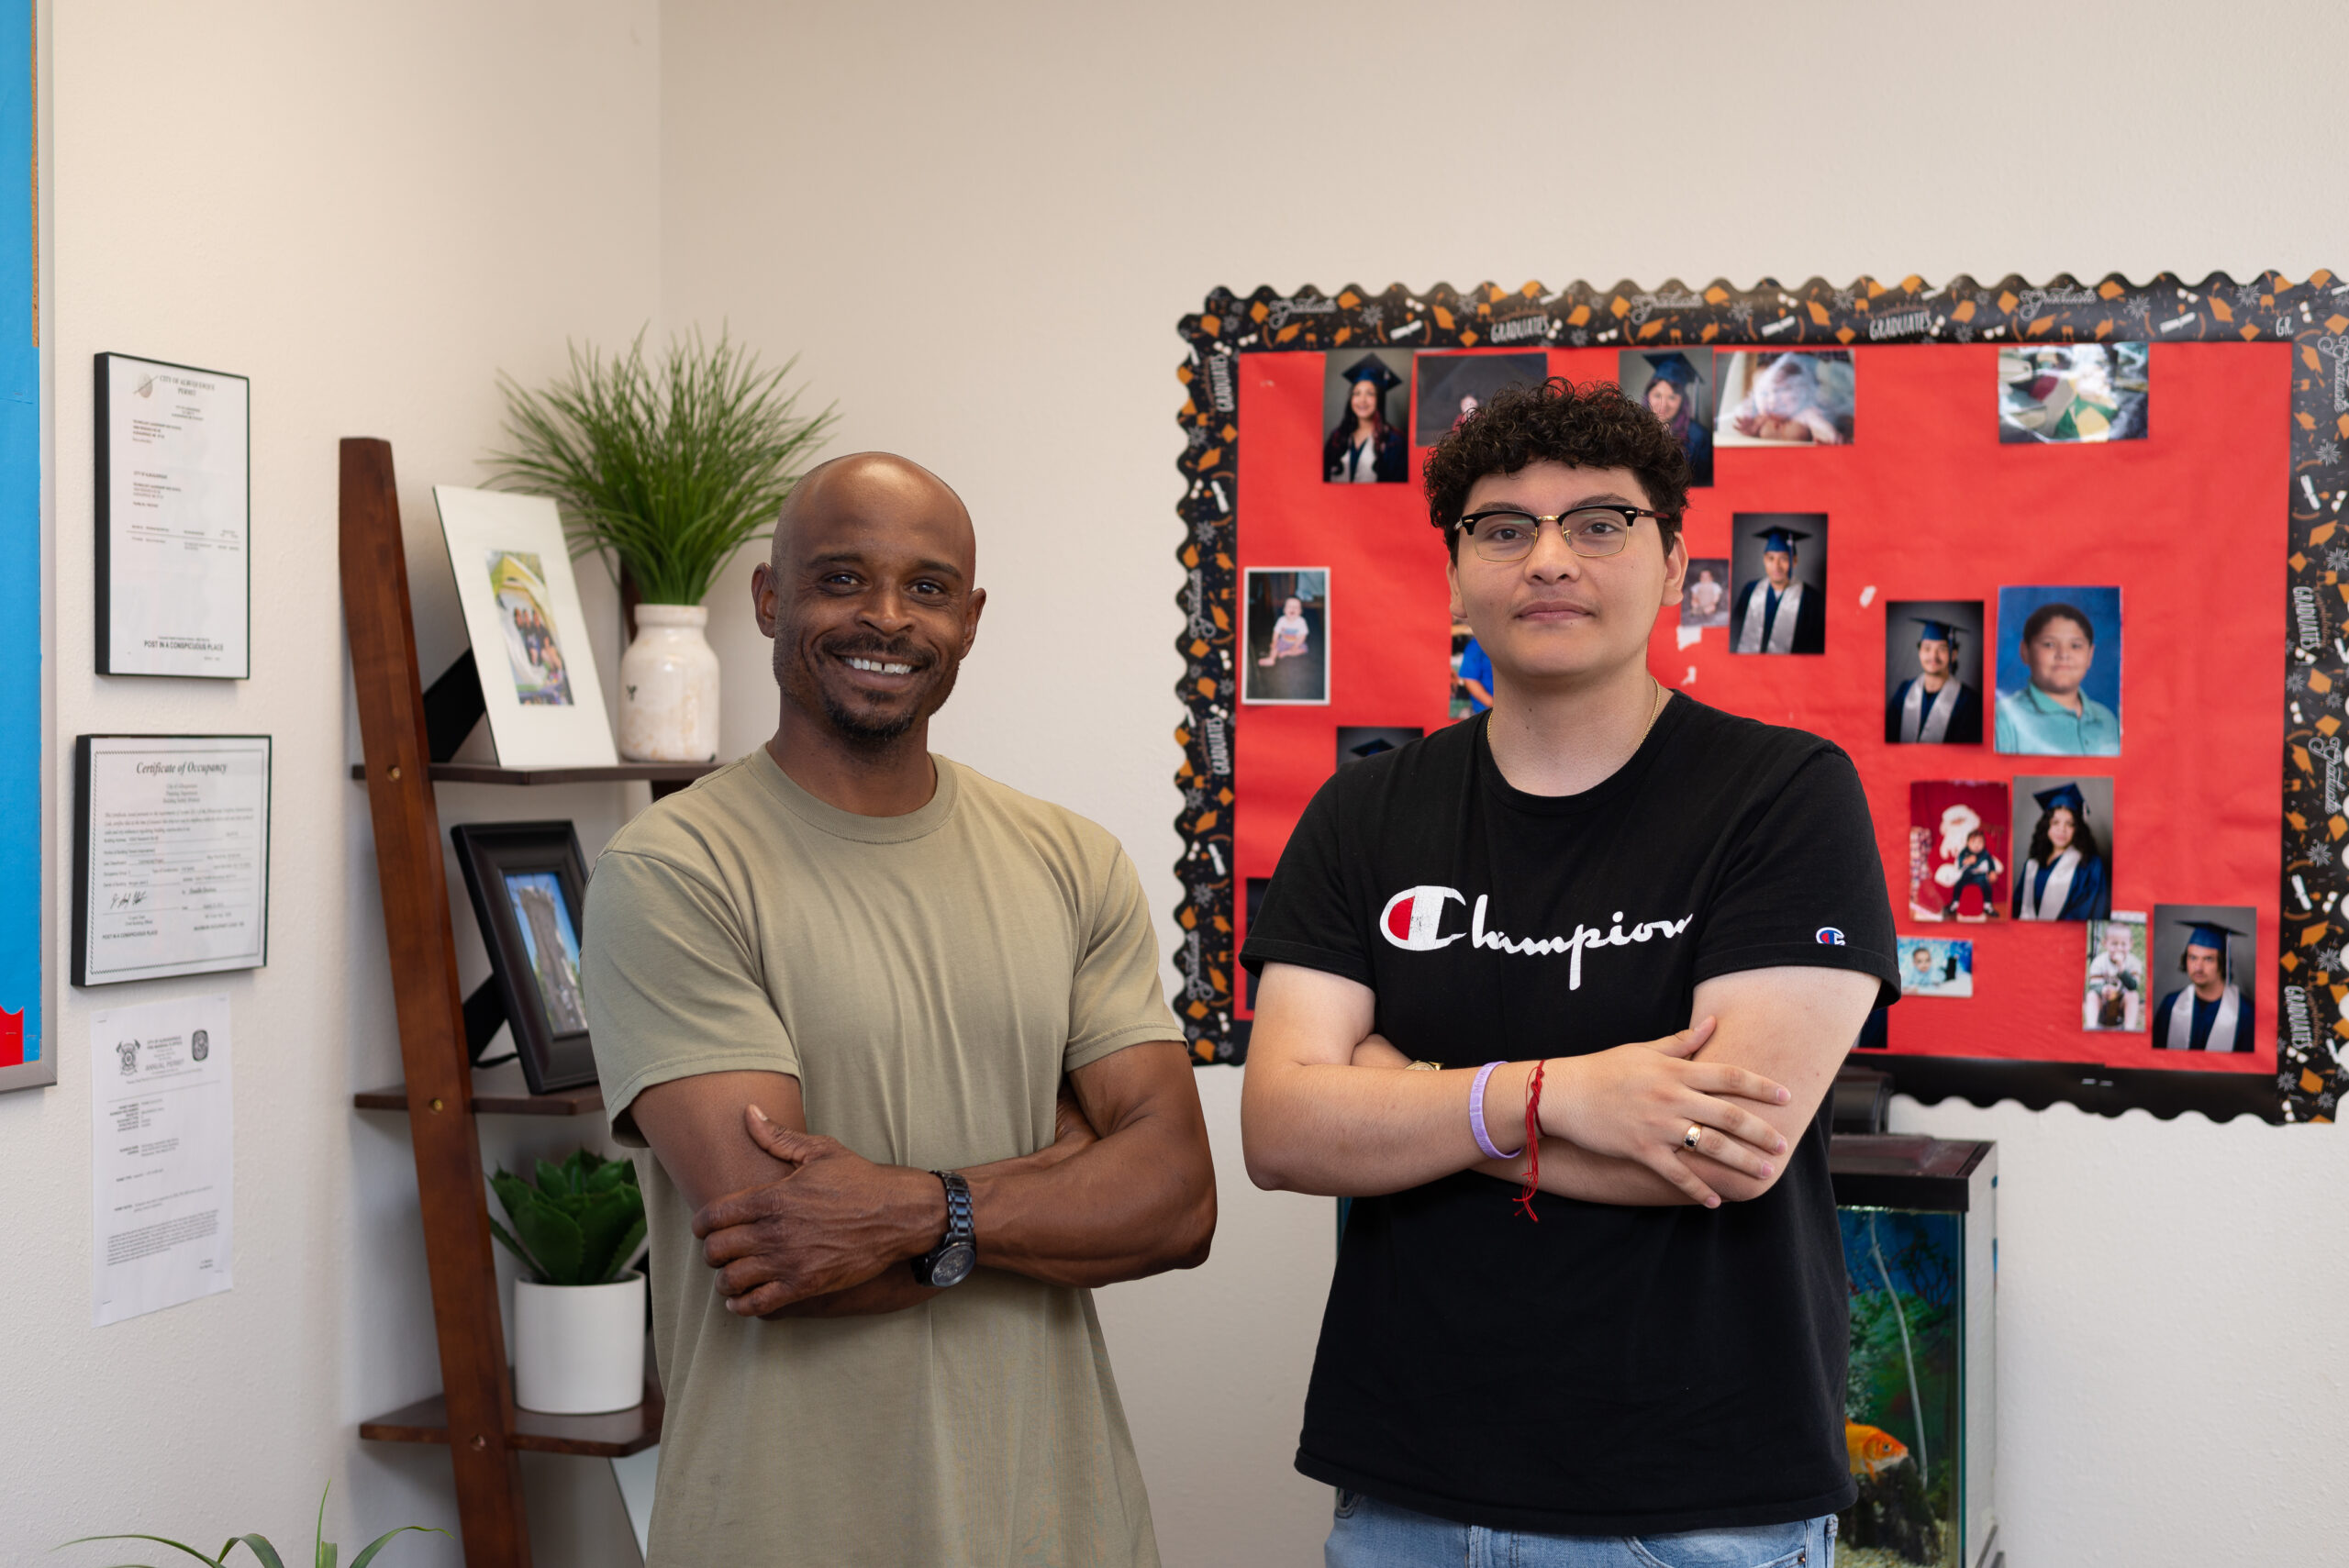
[74,735,273,986]
[96,353,251,677]
[91,993,234,1326]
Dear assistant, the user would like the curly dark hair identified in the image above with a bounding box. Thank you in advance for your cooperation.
[1422,377,1691,557]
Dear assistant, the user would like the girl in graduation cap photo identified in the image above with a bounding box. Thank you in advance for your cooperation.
[1324,353,1409,484]
[1634,350,1713,486]
[2153,917,2255,1052]
[2012,781,2111,921]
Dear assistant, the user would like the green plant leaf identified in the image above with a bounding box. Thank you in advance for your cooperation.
[511,1196,586,1284]
[224,1538,286,1568]
[597,1216,648,1284]
[485,1215,540,1277]
[536,1156,578,1199]
[485,327,836,606]
[55,1535,226,1566]
[345,1529,445,1568]
[311,1480,331,1568]
[575,1180,647,1283]
[584,1157,629,1195]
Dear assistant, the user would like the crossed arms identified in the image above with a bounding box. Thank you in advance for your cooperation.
[631,1040,1215,1318]
[1240,962,1879,1207]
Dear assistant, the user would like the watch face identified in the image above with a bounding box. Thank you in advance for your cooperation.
[930,1241,977,1289]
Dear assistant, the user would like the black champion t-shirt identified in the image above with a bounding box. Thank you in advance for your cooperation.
[1240,697,1900,1536]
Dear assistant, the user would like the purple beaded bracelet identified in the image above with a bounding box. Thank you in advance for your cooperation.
[1469,1061,1527,1162]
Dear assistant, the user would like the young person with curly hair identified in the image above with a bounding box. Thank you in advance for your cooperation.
[1240,378,1900,1567]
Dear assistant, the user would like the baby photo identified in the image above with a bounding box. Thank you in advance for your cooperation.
[1897,937,1975,998]
[1715,350,1855,447]
[1243,568,1329,705]
[1680,558,1731,628]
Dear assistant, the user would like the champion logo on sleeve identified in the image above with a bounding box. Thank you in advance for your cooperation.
[1816,927,1846,945]
[1378,885,1693,989]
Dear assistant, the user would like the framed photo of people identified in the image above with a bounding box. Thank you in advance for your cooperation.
[1171,272,2336,1124]
[449,820,596,1094]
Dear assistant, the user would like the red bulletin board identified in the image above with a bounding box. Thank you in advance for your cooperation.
[1228,339,2288,1110]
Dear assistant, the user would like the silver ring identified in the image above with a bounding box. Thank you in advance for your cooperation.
[1682,1125,1703,1151]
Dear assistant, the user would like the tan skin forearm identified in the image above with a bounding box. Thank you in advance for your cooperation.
[638,1042,1215,1318]
[1351,965,1879,1206]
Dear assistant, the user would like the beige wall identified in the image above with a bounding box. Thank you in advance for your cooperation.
[660,3,2349,1564]
[6,4,2348,1567]
[6,5,660,1563]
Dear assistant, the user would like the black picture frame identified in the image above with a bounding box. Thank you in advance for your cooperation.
[95,351,252,679]
[450,820,596,1094]
[72,733,273,987]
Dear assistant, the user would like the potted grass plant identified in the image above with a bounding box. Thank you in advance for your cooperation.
[490,328,834,762]
[61,1481,441,1566]
[490,1150,649,1415]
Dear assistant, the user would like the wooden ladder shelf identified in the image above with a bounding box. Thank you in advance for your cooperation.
[340,438,699,1565]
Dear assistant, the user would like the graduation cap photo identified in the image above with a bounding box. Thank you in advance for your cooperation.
[1620,348,1715,487]
[1321,348,1412,484]
[1728,512,1830,655]
[2009,774,2115,923]
[1334,726,1423,771]
[2149,904,2259,1054]
[1883,599,1986,744]
[1409,351,1548,447]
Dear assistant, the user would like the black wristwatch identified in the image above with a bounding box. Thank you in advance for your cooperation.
[911,1170,976,1288]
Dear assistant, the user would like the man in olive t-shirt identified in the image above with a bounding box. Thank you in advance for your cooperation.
[583,453,1215,1567]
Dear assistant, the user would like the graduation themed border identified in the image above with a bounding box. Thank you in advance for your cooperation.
[1169,271,2349,1126]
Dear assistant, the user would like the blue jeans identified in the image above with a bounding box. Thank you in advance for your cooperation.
[1326,1490,1835,1568]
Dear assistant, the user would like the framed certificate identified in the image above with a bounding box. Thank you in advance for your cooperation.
[72,736,273,986]
[95,353,251,678]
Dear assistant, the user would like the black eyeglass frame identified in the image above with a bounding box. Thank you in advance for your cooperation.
[1452,504,1671,562]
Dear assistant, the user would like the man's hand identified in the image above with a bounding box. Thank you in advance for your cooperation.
[1536,1019,1790,1207]
[693,1108,944,1317]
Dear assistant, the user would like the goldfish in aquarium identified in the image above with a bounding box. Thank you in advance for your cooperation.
[1844,1421,1910,1478]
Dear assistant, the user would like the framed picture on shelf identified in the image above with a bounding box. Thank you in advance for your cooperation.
[433,485,618,770]
[450,820,596,1094]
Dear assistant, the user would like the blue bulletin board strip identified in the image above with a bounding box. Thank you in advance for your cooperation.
[0,0,39,1080]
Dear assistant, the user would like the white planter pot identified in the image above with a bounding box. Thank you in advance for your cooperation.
[618,604,721,762]
[513,1272,646,1415]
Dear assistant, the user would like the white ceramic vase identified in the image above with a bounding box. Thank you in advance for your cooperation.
[513,1272,646,1415]
[618,604,720,762]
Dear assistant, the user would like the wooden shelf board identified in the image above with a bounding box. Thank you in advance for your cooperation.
[354,1058,603,1117]
[348,761,717,787]
[361,1378,662,1458]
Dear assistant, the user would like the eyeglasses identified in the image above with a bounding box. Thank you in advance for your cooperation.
[1453,505,1664,562]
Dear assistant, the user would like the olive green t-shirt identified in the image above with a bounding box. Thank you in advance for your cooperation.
[583,749,1179,1568]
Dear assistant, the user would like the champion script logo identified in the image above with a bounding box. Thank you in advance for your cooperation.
[1378,885,1693,990]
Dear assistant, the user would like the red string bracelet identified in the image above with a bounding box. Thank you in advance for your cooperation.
[1514,1060,1545,1222]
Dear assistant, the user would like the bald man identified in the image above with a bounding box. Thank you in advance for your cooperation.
[583,453,1214,1567]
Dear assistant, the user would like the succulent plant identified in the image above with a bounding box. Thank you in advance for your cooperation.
[487,1149,646,1286]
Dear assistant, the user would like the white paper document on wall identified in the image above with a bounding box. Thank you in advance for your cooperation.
[96,354,251,677]
[90,994,234,1326]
